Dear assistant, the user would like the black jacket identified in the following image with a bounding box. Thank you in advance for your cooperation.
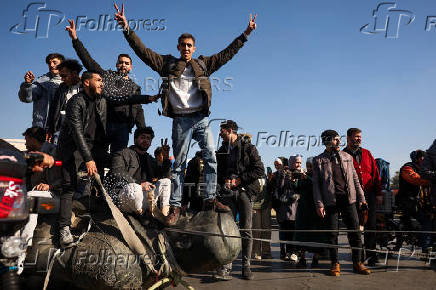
[46,83,80,135]
[420,139,436,207]
[216,136,264,197]
[57,91,154,163]
[110,145,171,184]
[72,38,146,129]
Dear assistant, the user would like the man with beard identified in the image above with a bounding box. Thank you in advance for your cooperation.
[66,19,146,153]
[18,53,64,129]
[343,128,382,266]
[114,4,257,225]
[313,130,370,276]
[214,120,264,280]
[110,127,171,216]
[56,71,156,247]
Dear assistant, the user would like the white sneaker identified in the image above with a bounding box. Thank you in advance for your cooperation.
[59,226,74,248]
[290,253,298,262]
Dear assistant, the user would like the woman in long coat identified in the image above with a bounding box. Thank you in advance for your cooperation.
[293,157,327,267]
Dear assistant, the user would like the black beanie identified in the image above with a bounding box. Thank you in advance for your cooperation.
[321,130,339,145]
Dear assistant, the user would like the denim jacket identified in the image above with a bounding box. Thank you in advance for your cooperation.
[18,72,62,128]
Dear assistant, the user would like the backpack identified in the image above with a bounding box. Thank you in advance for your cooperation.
[376,158,390,191]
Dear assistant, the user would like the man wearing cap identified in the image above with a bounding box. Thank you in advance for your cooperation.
[214,120,264,280]
[312,130,370,276]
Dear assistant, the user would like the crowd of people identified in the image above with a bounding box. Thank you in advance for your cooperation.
[16,3,436,282]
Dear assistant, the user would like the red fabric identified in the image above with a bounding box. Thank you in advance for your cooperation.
[350,148,382,196]
[400,166,430,186]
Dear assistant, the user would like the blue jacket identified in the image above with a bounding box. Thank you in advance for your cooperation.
[18,72,62,128]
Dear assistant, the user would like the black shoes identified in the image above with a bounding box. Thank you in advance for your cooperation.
[242,266,254,280]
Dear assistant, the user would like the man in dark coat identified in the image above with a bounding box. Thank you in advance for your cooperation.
[214,120,264,280]
[66,19,146,153]
[110,127,171,215]
[57,71,156,247]
[46,59,83,142]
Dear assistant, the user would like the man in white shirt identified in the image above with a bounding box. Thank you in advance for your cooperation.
[115,4,257,225]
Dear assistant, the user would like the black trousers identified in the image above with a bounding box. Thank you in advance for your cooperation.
[325,195,362,263]
[252,205,272,257]
[59,149,107,228]
[363,193,377,260]
[59,159,76,228]
[279,220,295,257]
[223,190,253,267]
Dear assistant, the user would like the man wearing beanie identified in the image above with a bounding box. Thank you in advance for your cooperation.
[312,130,370,276]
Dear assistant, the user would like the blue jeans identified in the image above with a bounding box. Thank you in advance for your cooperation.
[170,113,217,207]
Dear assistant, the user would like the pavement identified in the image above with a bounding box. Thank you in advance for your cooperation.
[176,231,436,290]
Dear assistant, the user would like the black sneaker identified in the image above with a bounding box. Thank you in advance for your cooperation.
[297,258,307,268]
[242,266,254,280]
[367,257,381,267]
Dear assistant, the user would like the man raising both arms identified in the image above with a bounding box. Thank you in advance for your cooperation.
[114,4,257,226]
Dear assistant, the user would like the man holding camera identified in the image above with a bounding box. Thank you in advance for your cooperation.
[312,130,370,276]
[214,120,264,280]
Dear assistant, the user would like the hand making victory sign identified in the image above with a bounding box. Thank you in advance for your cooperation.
[161,138,170,160]
[114,3,128,30]
[65,19,78,40]
[244,13,257,36]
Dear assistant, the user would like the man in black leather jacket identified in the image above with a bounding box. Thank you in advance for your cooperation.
[66,19,146,153]
[57,71,156,247]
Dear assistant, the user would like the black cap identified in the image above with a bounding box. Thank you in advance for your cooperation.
[22,127,45,143]
[220,120,238,132]
[321,129,339,145]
